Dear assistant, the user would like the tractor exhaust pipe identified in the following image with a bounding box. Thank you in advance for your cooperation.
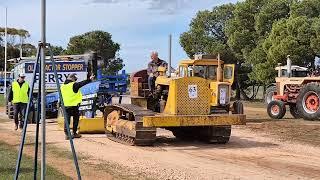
[217,53,223,82]
[287,55,292,78]
[277,63,282,77]
[168,34,172,77]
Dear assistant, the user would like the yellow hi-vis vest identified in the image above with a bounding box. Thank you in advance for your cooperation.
[12,81,29,103]
[61,82,83,107]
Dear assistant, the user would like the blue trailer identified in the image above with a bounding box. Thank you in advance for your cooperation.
[48,70,128,119]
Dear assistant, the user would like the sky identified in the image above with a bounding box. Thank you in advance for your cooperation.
[0,0,239,73]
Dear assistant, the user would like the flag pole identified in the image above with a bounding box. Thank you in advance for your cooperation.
[4,7,7,99]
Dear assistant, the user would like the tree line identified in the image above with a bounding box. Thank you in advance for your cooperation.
[180,0,320,99]
[0,29,124,74]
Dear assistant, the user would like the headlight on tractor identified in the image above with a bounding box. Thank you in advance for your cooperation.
[218,85,229,105]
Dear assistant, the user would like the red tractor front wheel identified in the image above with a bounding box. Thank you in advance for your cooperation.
[267,100,286,119]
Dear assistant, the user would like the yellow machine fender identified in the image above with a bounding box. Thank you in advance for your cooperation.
[57,109,105,134]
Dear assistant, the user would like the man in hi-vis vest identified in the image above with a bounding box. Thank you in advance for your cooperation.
[8,73,30,130]
[61,73,94,140]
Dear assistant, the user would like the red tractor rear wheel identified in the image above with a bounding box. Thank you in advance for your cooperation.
[296,83,320,121]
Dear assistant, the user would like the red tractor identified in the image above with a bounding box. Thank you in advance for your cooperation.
[266,56,320,120]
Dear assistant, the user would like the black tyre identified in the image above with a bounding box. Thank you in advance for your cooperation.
[265,86,276,105]
[296,83,320,121]
[233,101,244,114]
[267,100,286,119]
[289,104,300,119]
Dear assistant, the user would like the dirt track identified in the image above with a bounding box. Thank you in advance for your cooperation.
[1,104,320,179]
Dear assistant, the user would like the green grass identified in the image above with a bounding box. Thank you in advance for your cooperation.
[0,141,70,180]
[0,94,5,106]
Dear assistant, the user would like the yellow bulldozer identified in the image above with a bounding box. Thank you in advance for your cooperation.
[104,54,246,146]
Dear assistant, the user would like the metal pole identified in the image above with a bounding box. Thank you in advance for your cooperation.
[4,7,7,99]
[40,0,47,179]
[14,47,41,180]
[34,55,42,180]
[168,34,172,77]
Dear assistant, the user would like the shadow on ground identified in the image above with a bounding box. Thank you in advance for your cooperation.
[153,135,278,150]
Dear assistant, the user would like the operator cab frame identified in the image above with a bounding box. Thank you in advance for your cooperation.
[275,65,308,78]
[177,59,234,83]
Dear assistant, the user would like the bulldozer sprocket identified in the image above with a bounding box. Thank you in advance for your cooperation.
[104,104,157,146]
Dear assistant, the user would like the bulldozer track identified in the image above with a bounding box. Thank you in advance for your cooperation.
[105,104,157,146]
[105,104,232,145]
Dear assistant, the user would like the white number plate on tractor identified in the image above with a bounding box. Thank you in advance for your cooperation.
[220,88,227,104]
[188,85,198,98]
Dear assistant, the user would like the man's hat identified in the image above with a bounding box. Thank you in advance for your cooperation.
[19,73,26,77]
[67,73,77,80]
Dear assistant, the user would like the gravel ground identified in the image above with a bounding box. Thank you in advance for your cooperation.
[0,101,320,179]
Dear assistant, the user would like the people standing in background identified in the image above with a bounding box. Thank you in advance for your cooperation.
[61,73,94,140]
[8,73,30,130]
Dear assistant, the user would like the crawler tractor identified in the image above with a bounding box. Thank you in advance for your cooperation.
[267,56,320,120]
[104,55,246,146]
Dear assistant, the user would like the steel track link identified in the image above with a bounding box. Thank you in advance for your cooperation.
[105,104,157,146]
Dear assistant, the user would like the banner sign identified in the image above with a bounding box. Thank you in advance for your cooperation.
[24,61,87,90]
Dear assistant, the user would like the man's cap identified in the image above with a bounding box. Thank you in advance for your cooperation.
[67,73,77,80]
[19,73,26,77]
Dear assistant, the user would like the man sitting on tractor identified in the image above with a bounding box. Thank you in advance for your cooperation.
[147,51,168,93]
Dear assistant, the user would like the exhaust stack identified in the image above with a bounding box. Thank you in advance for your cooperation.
[217,54,223,82]
[277,63,282,77]
[287,55,292,78]
[168,34,172,77]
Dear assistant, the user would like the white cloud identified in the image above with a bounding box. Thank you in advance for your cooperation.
[88,0,191,14]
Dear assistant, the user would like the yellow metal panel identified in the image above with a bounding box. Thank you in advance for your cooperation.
[210,82,218,106]
[210,82,232,106]
[57,116,105,134]
[143,114,246,127]
[78,117,105,134]
[164,77,210,115]
[155,76,176,86]
[164,79,177,114]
